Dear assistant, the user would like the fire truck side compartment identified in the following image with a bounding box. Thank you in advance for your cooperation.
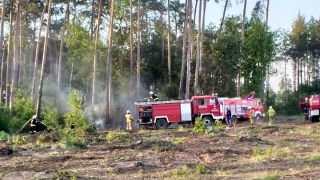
[153,103,182,123]
[180,103,192,121]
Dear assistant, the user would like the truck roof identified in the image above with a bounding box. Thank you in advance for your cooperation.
[134,99,191,105]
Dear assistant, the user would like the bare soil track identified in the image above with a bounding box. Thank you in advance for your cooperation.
[1,116,320,180]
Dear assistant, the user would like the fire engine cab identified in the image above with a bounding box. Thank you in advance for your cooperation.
[134,94,224,129]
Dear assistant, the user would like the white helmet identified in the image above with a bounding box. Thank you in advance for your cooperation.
[248,106,252,109]
[269,106,272,109]
[149,91,154,95]
[32,115,37,119]
[126,110,130,114]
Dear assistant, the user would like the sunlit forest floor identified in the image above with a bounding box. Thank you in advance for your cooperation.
[1,116,320,180]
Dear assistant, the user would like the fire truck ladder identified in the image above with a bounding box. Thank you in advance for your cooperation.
[134,99,191,105]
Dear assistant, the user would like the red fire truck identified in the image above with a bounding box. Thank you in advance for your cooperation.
[305,94,320,122]
[134,94,224,129]
[222,97,265,122]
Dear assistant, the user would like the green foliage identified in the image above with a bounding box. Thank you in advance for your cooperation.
[193,117,206,135]
[8,90,35,133]
[0,131,9,141]
[212,120,224,134]
[86,123,97,135]
[36,134,46,147]
[65,135,87,150]
[106,130,130,143]
[42,107,59,131]
[162,83,179,99]
[196,164,206,174]
[11,135,27,147]
[63,90,88,136]
[0,105,11,132]
[171,136,185,145]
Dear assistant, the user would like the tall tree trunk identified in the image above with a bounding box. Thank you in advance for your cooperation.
[161,11,164,64]
[167,0,171,83]
[18,6,23,89]
[264,0,269,101]
[216,0,228,41]
[200,0,206,73]
[105,0,115,127]
[129,0,134,100]
[0,44,5,103]
[194,0,202,95]
[178,0,188,99]
[237,0,247,97]
[136,0,141,99]
[57,0,70,105]
[10,0,21,109]
[91,0,101,108]
[5,3,13,107]
[36,0,52,119]
[31,0,47,106]
[69,61,74,92]
[90,0,95,41]
[0,0,7,102]
[185,0,192,99]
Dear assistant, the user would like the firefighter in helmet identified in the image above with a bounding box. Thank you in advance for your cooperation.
[125,110,133,130]
[268,106,276,125]
[30,115,38,134]
[226,108,232,126]
[248,106,255,125]
[149,91,159,101]
[304,103,310,121]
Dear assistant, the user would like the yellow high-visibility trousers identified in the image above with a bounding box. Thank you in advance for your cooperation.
[127,120,132,130]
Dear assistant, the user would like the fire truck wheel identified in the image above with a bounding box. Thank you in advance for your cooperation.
[202,116,213,126]
[255,114,262,121]
[155,119,168,129]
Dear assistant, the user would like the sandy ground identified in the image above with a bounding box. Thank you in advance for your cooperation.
[1,116,320,180]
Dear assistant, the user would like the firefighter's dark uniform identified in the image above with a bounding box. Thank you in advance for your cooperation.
[150,91,159,101]
[304,104,309,121]
[30,115,38,134]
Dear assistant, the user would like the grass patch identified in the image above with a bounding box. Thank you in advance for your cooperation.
[106,131,131,144]
[255,171,281,180]
[250,146,292,162]
[171,136,185,145]
[304,152,320,165]
[137,137,176,152]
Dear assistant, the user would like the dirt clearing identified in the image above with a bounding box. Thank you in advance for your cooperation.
[1,116,320,180]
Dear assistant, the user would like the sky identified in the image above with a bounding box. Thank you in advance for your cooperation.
[200,0,320,92]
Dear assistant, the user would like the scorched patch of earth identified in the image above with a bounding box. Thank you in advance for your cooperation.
[2,117,320,179]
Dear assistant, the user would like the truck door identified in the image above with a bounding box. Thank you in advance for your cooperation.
[193,98,207,115]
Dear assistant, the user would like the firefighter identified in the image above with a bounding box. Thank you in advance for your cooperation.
[249,106,255,125]
[268,106,276,125]
[149,91,159,101]
[125,110,133,130]
[304,103,309,121]
[30,115,38,134]
[226,108,232,126]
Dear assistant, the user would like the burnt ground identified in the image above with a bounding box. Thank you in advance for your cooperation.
[1,116,320,180]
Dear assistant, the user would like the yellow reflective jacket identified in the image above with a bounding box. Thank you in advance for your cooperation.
[268,109,275,116]
[250,109,254,118]
[125,114,133,121]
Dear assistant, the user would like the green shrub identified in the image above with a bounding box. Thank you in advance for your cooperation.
[11,135,27,147]
[0,105,11,132]
[212,120,224,134]
[63,90,88,136]
[193,117,205,135]
[0,131,9,141]
[106,131,130,143]
[66,135,87,150]
[42,107,59,131]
